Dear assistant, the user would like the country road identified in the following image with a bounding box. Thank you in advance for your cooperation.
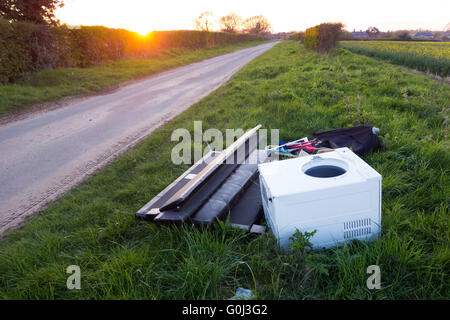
[0,41,279,234]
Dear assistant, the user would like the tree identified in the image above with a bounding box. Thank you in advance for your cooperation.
[243,15,271,35]
[444,22,450,32]
[317,22,343,53]
[304,22,343,53]
[292,31,304,42]
[340,31,354,40]
[219,13,242,33]
[365,26,380,37]
[0,0,64,25]
[193,11,216,32]
[394,30,411,41]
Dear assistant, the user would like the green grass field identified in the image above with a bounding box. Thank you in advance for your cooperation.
[0,41,267,116]
[340,41,450,77]
[0,41,448,299]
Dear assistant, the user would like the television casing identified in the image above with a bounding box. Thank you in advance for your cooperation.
[258,147,382,249]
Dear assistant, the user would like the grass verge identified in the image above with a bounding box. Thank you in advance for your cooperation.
[0,41,448,299]
[0,41,268,116]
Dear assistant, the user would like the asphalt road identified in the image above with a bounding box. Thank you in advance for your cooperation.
[0,41,279,234]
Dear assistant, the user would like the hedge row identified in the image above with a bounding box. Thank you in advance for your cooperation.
[304,26,319,51]
[304,23,343,53]
[0,20,263,83]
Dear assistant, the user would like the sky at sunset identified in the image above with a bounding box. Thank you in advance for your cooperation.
[56,0,449,34]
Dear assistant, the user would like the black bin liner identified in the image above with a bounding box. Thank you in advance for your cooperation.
[314,125,381,155]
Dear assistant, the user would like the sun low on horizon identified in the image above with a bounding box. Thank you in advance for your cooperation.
[56,0,449,34]
[56,0,194,35]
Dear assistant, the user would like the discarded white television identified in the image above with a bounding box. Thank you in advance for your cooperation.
[258,147,382,249]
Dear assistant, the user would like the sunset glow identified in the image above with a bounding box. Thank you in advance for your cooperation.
[56,0,449,34]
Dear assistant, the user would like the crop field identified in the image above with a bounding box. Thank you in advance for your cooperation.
[340,41,450,77]
[0,41,448,299]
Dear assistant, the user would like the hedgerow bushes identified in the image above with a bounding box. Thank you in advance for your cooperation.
[0,19,263,83]
[304,26,319,51]
[0,19,35,83]
[304,23,343,53]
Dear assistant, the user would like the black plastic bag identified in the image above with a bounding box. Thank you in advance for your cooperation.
[314,126,381,155]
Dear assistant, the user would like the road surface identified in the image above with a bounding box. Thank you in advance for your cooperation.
[0,41,278,234]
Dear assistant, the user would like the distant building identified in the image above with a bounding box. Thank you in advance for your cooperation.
[352,30,370,40]
[412,31,435,40]
[269,32,294,40]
